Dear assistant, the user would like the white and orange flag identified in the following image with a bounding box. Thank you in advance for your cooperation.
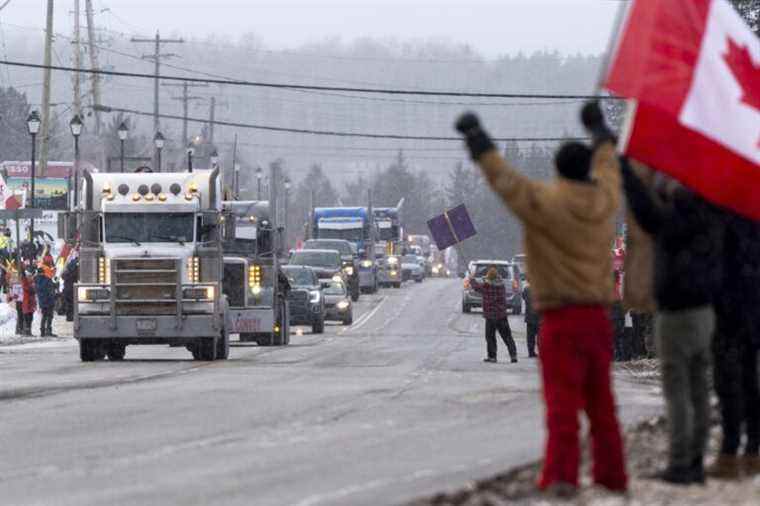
[605,0,759,218]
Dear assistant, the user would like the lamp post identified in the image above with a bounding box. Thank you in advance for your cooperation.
[187,143,195,173]
[27,111,41,242]
[117,121,128,173]
[210,149,219,170]
[154,131,165,172]
[256,166,263,200]
[69,114,83,211]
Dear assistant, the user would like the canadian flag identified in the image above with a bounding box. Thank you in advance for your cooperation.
[605,0,760,219]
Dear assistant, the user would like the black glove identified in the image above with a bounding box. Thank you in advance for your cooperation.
[455,112,496,160]
[581,101,617,146]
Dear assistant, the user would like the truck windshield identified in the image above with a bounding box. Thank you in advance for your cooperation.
[473,264,512,280]
[105,213,194,244]
[316,227,363,242]
[289,251,340,269]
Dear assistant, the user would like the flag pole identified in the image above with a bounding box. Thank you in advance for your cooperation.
[595,1,631,93]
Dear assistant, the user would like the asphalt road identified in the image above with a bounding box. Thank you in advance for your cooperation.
[0,279,662,506]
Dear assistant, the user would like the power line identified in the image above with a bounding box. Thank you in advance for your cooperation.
[0,59,620,100]
[93,104,587,142]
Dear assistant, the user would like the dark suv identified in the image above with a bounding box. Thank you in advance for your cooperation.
[281,265,325,334]
[303,239,360,301]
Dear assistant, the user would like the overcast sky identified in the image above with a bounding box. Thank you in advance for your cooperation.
[2,0,624,57]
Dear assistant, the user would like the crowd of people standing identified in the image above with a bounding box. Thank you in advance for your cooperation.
[0,229,79,337]
[455,101,760,497]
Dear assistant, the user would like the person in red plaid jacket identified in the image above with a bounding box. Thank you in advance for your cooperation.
[470,267,518,363]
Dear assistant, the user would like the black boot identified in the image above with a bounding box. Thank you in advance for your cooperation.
[691,455,705,484]
[645,466,694,485]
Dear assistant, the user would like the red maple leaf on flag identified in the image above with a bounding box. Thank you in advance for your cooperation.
[723,37,760,113]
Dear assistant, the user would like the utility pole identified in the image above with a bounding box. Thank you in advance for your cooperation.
[84,0,102,134]
[130,31,183,135]
[208,97,216,145]
[162,81,208,146]
[39,0,54,175]
[72,0,82,116]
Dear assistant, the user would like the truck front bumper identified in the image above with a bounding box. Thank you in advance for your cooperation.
[76,314,221,343]
[228,308,275,334]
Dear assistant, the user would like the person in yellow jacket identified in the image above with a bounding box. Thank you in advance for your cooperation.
[455,102,626,497]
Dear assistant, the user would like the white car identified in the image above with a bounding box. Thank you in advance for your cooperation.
[401,254,424,283]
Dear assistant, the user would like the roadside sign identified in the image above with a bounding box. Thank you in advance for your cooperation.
[427,204,477,251]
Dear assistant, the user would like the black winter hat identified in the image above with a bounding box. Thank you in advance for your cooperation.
[555,142,593,182]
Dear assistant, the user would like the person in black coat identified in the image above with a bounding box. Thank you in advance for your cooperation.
[709,212,760,479]
[522,281,539,358]
[61,256,79,322]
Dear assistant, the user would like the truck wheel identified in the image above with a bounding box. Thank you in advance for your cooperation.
[256,334,273,346]
[106,344,126,361]
[79,339,104,362]
[192,337,218,361]
[312,316,325,334]
[216,327,230,360]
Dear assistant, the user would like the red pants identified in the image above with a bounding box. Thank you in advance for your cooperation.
[538,305,627,491]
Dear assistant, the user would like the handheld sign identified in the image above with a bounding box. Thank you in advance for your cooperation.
[427,204,477,251]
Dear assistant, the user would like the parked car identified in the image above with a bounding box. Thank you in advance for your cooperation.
[303,239,360,301]
[321,278,353,325]
[281,265,325,334]
[462,260,522,314]
[401,254,425,283]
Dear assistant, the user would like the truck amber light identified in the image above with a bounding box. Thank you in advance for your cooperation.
[144,194,155,201]
[98,257,110,284]
[185,193,193,201]
[188,182,199,193]
[132,193,141,202]
[102,183,112,194]
[187,257,200,283]
[158,193,167,202]
[249,265,262,288]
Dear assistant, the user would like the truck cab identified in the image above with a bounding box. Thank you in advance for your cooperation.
[73,169,229,361]
[221,200,290,346]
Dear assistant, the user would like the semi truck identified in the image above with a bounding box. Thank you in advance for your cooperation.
[221,200,290,346]
[72,168,231,361]
[312,206,378,293]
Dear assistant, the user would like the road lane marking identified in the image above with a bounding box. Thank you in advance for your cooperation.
[338,295,388,335]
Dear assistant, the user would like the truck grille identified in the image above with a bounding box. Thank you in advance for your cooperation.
[287,290,310,320]
[223,263,245,307]
[112,258,179,315]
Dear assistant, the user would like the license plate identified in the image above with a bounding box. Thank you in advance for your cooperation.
[136,319,157,331]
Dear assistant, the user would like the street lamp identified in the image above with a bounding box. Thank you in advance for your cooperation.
[69,114,83,211]
[117,121,128,173]
[210,149,219,169]
[154,131,165,172]
[27,110,41,241]
[256,166,263,200]
[187,143,195,173]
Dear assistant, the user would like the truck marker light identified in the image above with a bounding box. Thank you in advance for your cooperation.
[144,194,155,202]
[170,183,181,195]
[102,183,112,194]
[118,184,129,196]
[158,194,167,202]
[138,184,150,196]
[188,182,199,193]
[151,183,162,195]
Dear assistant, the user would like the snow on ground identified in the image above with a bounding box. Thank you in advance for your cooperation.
[0,302,74,345]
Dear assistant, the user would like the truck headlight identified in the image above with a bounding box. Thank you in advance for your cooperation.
[78,287,110,302]
[343,266,354,276]
[390,270,398,277]
[387,256,399,265]
[361,260,373,268]
[336,300,350,311]
[251,285,262,296]
[183,286,214,300]
[98,257,110,284]
[309,290,321,303]
[332,274,342,283]
[187,256,200,283]
[432,266,440,274]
